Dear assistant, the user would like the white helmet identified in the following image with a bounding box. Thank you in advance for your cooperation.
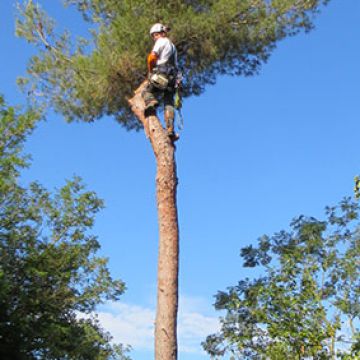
[150,23,167,36]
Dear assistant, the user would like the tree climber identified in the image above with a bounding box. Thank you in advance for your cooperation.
[142,23,180,141]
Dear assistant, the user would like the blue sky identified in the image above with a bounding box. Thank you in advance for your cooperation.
[1,1,360,359]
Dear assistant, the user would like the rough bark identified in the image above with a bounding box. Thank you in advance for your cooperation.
[128,81,179,360]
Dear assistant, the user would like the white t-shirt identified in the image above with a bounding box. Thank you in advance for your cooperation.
[152,37,178,66]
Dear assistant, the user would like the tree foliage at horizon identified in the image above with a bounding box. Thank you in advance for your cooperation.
[204,199,360,359]
[16,0,329,129]
[0,96,130,359]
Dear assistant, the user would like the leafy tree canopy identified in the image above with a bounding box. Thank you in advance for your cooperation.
[203,198,360,360]
[16,0,329,128]
[0,96,130,359]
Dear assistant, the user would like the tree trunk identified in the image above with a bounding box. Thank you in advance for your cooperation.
[128,82,179,360]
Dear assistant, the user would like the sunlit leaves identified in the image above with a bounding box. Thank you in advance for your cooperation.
[204,198,360,359]
[0,98,130,359]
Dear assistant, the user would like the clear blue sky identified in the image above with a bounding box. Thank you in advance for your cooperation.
[1,1,360,359]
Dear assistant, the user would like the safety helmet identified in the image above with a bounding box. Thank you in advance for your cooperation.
[150,23,167,36]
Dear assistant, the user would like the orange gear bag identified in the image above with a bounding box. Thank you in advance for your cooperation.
[147,52,158,73]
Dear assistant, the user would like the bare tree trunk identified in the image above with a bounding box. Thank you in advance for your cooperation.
[128,82,179,360]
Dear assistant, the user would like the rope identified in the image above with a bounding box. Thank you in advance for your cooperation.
[176,109,184,132]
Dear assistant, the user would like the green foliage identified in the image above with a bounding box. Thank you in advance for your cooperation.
[16,0,329,128]
[354,176,360,200]
[0,96,130,359]
[0,95,38,189]
[203,198,360,359]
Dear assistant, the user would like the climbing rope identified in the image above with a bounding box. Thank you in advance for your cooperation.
[176,108,184,131]
[174,87,184,132]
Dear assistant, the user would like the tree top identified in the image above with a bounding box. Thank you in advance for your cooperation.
[16,0,329,129]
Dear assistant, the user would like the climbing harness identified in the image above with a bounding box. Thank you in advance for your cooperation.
[149,72,169,90]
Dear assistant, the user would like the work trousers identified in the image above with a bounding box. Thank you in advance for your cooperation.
[142,81,175,115]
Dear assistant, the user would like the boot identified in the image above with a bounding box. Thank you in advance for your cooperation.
[144,98,159,110]
[142,89,159,111]
[168,130,179,141]
[144,98,159,117]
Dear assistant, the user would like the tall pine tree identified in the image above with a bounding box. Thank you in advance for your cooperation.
[16,1,329,358]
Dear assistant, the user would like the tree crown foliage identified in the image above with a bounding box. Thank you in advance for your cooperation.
[0,97,130,359]
[16,0,328,128]
[204,198,360,360]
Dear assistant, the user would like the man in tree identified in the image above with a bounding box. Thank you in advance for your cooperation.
[142,23,180,141]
